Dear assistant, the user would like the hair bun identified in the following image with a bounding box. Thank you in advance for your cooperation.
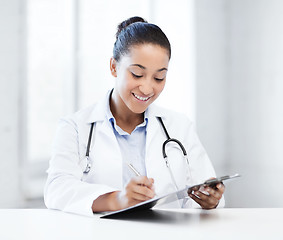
[116,16,147,39]
[113,16,171,61]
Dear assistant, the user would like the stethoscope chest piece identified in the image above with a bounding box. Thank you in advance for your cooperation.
[83,122,95,174]
[84,156,92,174]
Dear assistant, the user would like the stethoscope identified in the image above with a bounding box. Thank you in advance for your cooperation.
[83,116,190,191]
[157,116,190,190]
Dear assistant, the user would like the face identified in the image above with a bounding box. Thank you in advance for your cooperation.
[110,44,169,115]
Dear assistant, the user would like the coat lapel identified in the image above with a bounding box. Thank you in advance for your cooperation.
[83,91,123,189]
[144,105,178,195]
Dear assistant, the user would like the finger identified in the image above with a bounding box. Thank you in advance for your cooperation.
[187,186,199,194]
[149,178,154,185]
[216,183,225,194]
[194,190,211,202]
[206,183,225,200]
[126,187,154,203]
[148,178,156,192]
[132,184,155,199]
[189,192,205,207]
[126,181,155,198]
[204,187,222,200]
[189,193,213,209]
[190,190,218,209]
[133,176,154,188]
[131,191,152,201]
[147,178,155,190]
[126,198,143,207]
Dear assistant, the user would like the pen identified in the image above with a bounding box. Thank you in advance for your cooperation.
[127,163,157,197]
[127,163,141,177]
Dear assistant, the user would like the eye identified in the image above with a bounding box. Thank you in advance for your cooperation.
[131,73,143,78]
[155,77,165,81]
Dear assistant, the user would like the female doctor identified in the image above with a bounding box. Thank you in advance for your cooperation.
[44,16,225,217]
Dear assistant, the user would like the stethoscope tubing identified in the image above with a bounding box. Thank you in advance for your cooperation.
[84,122,95,173]
[83,117,190,178]
[162,138,187,159]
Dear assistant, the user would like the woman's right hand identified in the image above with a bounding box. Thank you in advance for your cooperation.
[92,176,155,212]
[117,176,155,209]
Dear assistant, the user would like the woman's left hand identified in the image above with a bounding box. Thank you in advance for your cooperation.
[188,182,225,209]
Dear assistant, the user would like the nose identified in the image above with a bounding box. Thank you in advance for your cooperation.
[139,79,153,96]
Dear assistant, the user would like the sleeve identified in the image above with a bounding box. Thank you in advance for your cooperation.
[44,118,118,217]
[182,118,225,208]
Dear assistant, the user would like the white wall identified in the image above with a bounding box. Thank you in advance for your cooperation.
[0,0,24,207]
[194,0,228,173]
[195,0,283,207]
[227,0,283,207]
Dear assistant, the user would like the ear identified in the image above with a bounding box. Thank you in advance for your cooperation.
[110,57,117,77]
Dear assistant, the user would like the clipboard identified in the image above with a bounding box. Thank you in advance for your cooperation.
[100,173,240,218]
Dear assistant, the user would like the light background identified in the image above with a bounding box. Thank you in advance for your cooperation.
[0,0,282,208]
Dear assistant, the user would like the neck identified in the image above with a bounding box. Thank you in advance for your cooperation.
[110,89,144,131]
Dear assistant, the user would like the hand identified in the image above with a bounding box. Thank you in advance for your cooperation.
[117,176,155,209]
[92,176,155,212]
[188,181,225,209]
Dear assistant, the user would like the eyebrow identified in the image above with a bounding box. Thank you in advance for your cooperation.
[157,67,168,72]
[130,64,145,69]
[130,64,168,72]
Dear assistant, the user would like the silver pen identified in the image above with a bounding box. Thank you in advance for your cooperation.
[127,163,157,197]
[127,163,141,176]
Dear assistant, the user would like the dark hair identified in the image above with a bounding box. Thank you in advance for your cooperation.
[113,16,171,62]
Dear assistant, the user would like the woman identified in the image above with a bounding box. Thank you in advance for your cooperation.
[44,16,225,216]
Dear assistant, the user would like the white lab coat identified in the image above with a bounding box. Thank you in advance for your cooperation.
[44,91,224,217]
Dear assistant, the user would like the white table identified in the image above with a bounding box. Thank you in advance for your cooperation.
[0,208,282,240]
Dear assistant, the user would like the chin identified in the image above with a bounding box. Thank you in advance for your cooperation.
[131,108,147,114]
[129,105,148,114]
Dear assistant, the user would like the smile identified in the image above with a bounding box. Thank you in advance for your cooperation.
[133,93,150,102]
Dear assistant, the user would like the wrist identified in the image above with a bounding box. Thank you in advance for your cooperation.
[92,191,121,212]
[109,191,123,211]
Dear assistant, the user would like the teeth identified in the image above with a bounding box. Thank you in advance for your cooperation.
[133,93,150,101]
